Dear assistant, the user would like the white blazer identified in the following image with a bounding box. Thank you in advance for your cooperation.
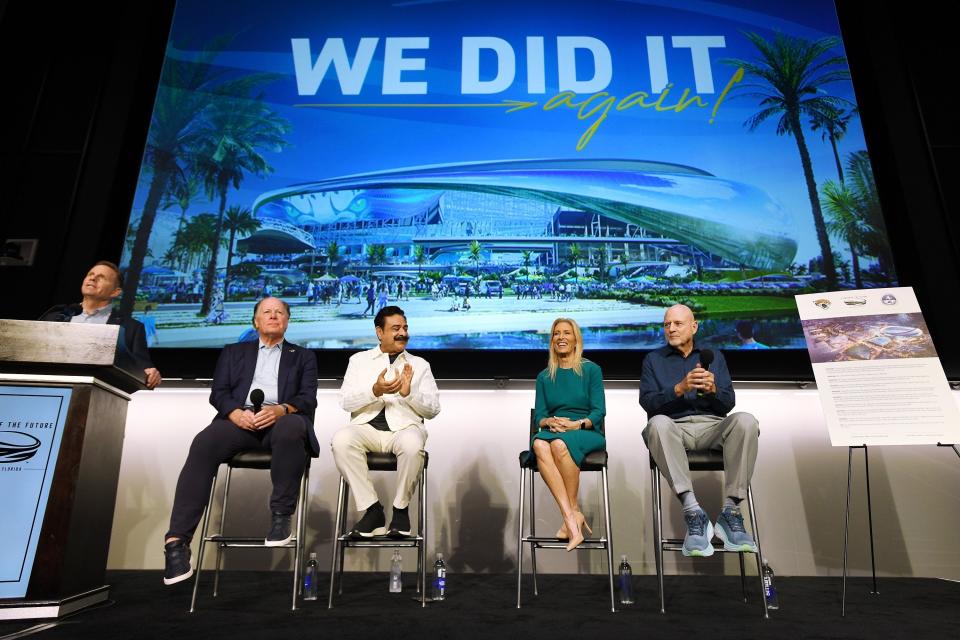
[339,347,441,430]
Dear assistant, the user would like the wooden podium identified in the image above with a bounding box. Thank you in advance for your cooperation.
[0,319,147,620]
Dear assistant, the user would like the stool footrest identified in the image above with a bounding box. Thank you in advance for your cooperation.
[204,535,298,549]
[523,536,609,549]
[660,539,751,554]
[339,538,423,548]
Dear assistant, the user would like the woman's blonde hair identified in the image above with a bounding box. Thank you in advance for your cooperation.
[547,317,584,380]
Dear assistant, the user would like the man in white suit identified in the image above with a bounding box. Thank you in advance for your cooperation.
[332,306,441,537]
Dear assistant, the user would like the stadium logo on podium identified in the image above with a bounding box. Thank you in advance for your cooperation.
[0,431,42,463]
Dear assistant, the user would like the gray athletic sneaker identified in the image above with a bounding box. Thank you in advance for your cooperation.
[715,507,758,553]
[682,509,715,557]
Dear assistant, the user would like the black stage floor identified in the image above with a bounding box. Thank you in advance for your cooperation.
[2,572,958,640]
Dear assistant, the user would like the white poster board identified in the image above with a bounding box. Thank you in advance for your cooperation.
[795,286,960,446]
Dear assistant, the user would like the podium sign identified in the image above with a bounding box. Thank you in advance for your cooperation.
[0,387,72,599]
[795,287,960,446]
[0,319,145,619]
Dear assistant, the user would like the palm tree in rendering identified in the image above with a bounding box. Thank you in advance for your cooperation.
[810,106,854,184]
[821,180,868,288]
[120,36,233,318]
[847,151,894,280]
[413,244,427,276]
[469,240,483,278]
[366,244,386,267]
[726,32,853,288]
[180,213,222,272]
[196,80,290,315]
[327,241,341,275]
[569,243,583,282]
[521,250,533,282]
[222,206,260,299]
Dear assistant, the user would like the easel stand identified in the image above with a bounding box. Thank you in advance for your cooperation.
[841,445,879,617]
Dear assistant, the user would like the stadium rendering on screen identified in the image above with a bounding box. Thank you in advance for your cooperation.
[119,0,897,352]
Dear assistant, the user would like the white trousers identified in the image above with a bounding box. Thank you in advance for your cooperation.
[331,423,427,512]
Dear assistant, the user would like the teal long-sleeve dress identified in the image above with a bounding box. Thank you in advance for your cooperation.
[531,360,606,467]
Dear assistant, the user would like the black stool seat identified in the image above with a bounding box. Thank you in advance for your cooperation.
[229,450,273,469]
[648,449,723,471]
[520,450,607,472]
[366,451,429,471]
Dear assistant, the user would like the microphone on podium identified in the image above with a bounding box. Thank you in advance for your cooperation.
[251,388,264,414]
[697,349,714,397]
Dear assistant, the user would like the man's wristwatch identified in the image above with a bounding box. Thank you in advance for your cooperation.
[579,420,586,430]
[282,404,290,414]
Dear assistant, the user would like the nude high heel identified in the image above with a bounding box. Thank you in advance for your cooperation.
[557,511,592,539]
[564,511,584,551]
[575,511,593,536]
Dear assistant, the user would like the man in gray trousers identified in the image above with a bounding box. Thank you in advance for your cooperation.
[640,304,759,557]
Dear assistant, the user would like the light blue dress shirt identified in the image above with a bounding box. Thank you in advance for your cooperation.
[244,340,282,407]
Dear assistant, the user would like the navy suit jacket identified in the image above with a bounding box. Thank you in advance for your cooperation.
[209,340,320,456]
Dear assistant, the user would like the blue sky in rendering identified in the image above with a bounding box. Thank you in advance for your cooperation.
[129,0,871,266]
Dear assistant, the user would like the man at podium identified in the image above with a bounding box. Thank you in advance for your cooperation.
[162,297,318,585]
[39,260,162,389]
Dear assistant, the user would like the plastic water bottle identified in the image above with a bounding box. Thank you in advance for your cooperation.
[762,562,779,610]
[618,555,635,605]
[303,552,318,601]
[431,553,447,601]
[389,550,403,593]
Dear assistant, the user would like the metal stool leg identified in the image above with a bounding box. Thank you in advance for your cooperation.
[189,470,219,613]
[297,463,310,597]
[739,552,747,602]
[601,467,615,613]
[529,469,539,597]
[516,466,526,608]
[337,484,350,595]
[327,476,346,609]
[746,485,769,618]
[212,467,233,598]
[420,466,428,607]
[652,467,665,614]
[291,465,309,611]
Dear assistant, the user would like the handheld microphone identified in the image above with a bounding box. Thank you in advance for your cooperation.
[697,349,715,397]
[251,388,264,414]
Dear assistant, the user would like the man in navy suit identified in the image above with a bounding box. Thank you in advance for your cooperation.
[39,261,161,388]
[162,297,318,586]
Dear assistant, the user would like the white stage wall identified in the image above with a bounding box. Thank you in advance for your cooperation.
[107,381,960,579]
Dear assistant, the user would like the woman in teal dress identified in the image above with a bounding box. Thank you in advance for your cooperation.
[531,317,606,551]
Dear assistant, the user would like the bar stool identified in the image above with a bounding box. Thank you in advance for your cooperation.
[328,451,428,608]
[650,450,768,617]
[516,411,616,612]
[190,450,311,612]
